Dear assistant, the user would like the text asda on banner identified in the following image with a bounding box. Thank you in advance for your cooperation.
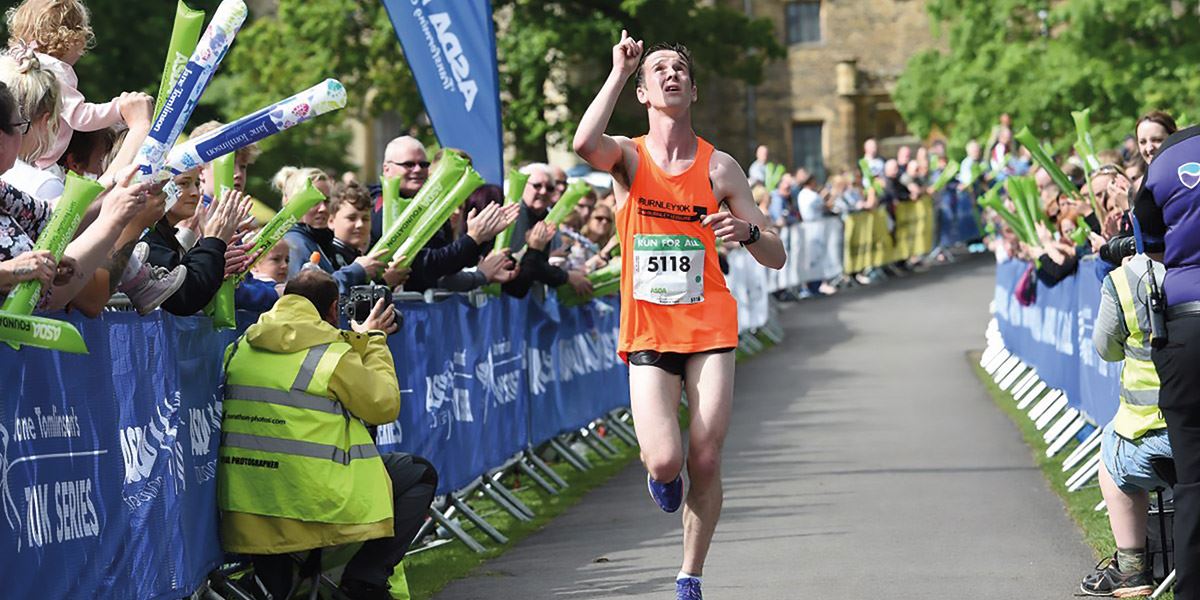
[381,0,504,184]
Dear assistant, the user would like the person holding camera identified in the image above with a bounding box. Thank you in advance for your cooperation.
[1080,248,1171,596]
[217,269,436,600]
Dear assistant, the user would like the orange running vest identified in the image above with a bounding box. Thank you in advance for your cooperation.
[617,136,739,357]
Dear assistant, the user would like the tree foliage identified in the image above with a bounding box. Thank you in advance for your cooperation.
[894,0,1200,153]
[493,0,784,159]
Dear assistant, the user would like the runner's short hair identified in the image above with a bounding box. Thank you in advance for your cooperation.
[636,42,695,89]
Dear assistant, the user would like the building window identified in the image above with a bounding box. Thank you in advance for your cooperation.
[785,1,821,45]
[792,122,825,180]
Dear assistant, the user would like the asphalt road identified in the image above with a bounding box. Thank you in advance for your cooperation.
[435,256,1094,599]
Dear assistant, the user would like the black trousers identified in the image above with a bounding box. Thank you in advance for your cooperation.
[252,452,438,597]
[1153,315,1200,599]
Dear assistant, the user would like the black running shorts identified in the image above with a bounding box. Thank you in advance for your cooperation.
[627,348,735,378]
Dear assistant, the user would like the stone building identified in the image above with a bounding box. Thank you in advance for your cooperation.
[692,0,937,179]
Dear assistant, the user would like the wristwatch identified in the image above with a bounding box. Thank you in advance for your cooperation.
[740,223,761,246]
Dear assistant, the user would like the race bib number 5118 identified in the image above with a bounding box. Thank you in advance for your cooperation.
[632,234,705,305]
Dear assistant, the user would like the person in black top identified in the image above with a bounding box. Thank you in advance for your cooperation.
[142,169,252,315]
[1131,113,1200,600]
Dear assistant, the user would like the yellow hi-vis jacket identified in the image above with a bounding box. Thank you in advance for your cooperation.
[217,294,401,554]
[1105,255,1167,440]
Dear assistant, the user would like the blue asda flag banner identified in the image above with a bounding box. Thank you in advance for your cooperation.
[381,0,503,184]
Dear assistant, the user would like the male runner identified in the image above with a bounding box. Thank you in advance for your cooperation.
[573,30,786,599]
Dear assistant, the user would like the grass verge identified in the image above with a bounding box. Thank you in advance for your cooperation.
[970,352,1173,600]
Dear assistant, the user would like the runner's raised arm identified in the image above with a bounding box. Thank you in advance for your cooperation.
[573,30,642,176]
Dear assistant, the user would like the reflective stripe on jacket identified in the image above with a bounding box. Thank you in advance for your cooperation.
[1108,256,1166,439]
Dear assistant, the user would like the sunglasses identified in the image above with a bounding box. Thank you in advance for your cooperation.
[530,182,555,191]
[8,119,31,135]
[591,215,611,223]
[386,160,430,170]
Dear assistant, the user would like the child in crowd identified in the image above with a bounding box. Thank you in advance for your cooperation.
[327,180,409,292]
[234,238,288,313]
[6,0,131,170]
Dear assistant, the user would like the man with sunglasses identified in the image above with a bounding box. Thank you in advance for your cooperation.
[370,136,431,246]
[368,136,514,292]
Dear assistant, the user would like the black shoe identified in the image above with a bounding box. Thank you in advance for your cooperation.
[340,578,392,600]
[1079,554,1154,597]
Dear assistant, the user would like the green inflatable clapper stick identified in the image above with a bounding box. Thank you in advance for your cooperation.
[370,151,468,263]
[482,169,529,297]
[928,161,959,194]
[153,1,205,120]
[545,180,590,227]
[978,187,1030,244]
[214,152,236,198]
[1006,177,1038,245]
[764,163,785,191]
[393,168,486,269]
[380,175,406,235]
[1015,127,1079,202]
[858,158,883,195]
[205,177,326,328]
[492,169,528,253]
[1071,108,1104,217]
[557,262,621,307]
[1070,216,1091,246]
[0,172,103,352]
[203,152,239,326]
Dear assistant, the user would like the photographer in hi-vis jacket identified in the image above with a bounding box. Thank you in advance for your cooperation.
[217,269,435,600]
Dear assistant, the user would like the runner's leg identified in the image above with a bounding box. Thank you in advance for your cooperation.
[681,351,735,575]
[629,362,686,484]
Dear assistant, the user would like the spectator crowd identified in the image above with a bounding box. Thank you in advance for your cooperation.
[0,4,616,324]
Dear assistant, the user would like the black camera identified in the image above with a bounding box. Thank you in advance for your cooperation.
[1099,235,1137,264]
[340,284,397,326]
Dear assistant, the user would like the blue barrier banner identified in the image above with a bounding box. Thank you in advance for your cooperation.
[2,293,629,597]
[376,296,531,494]
[993,257,1120,426]
[527,297,628,446]
[0,312,231,600]
[381,0,503,185]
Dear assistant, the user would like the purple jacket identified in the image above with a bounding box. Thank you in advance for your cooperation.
[1134,125,1200,306]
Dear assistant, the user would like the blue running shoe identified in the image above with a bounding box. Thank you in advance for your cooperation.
[676,577,702,600]
[647,473,683,513]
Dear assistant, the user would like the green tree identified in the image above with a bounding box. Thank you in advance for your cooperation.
[894,0,1200,154]
[494,0,784,160]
